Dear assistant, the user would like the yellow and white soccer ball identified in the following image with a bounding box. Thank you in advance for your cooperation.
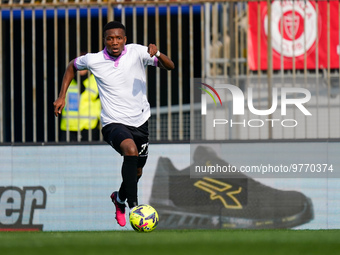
[129,204,159,232]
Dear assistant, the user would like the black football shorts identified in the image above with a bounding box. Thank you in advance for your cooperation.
[102,121,149,168]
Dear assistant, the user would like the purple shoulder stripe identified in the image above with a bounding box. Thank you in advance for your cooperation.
[73,58,78,70]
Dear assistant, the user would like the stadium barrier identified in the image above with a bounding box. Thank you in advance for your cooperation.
[0,142,339,231]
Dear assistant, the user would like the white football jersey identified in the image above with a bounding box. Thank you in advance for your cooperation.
[74,44,158,127]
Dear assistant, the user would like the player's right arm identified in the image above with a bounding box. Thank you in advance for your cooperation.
[53,59,77,117]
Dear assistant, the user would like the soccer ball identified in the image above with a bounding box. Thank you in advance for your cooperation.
[129,204,159,232]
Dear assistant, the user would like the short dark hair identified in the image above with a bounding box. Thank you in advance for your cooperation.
[103,21,126,37]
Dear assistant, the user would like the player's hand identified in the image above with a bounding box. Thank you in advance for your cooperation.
[147,44,158,57]
[53,97,65,117]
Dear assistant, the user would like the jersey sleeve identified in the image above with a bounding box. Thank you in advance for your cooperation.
[74,54,89,71]
[138,45,158,67]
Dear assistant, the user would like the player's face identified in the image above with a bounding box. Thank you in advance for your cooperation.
[104,28,127,57]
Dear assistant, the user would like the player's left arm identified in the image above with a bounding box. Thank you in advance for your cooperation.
[147,44,175,71]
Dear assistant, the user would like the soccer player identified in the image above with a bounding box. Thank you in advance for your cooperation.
[53,21,175,227]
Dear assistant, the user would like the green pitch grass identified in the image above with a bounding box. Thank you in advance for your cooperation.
[1,229,340,255]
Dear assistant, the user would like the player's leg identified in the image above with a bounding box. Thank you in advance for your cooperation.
[136,145,148,181]
[134,121,149,182]
[101,122,149,226]
[119,121,149,207]
[118,138,139,209]
[118,137,149,207]
[102,123,136,226]
[137,167,143,181]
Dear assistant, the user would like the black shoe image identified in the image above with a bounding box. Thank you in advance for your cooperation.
[149,146,314,229]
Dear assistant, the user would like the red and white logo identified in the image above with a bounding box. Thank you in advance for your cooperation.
[283,13,300,40]
[264,0,318,58]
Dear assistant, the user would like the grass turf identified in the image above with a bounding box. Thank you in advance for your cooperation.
[1,229,340,255]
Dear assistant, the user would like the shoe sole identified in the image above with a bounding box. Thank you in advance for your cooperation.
[151,197,314,229]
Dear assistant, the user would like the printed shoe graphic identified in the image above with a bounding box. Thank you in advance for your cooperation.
[150,146,314,229]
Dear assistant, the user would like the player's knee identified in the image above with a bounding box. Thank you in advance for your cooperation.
[124,147,138,156]
[120,140,138,156]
